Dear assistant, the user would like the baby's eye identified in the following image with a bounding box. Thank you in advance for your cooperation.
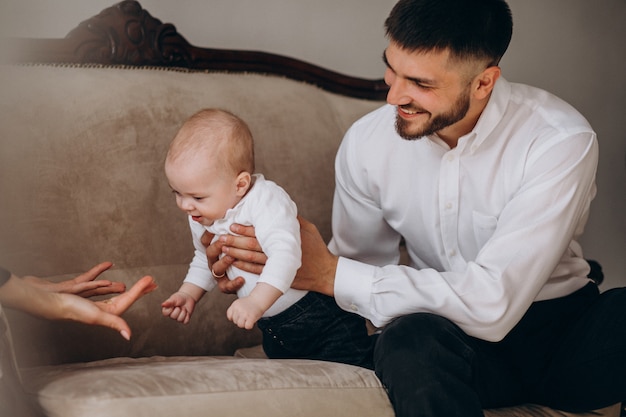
[194,196,206,201]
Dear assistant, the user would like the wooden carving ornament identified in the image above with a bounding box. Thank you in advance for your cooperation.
[5,0,389,100]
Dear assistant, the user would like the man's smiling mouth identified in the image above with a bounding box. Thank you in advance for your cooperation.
[399,105,427,115]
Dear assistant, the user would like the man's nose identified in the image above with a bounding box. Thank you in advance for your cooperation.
[386,77,411,106]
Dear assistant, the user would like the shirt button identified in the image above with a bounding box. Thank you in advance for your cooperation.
[349,304,359,312]
[449,250,457,257]
[445,202,453,210]
[447,154,455,162]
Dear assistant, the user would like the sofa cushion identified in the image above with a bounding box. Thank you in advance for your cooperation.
[20,356,395,417]
[233,346,623,417]
[19,354,621,417]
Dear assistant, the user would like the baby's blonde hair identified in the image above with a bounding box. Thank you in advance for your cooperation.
[166,108,255,176]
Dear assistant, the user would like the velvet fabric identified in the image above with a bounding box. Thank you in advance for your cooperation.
[0,64,379,278]
[0,64,620,417]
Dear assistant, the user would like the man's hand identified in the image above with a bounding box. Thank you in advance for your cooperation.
[22,261,126,298]
[204,216,338,297]
[292,217,338,296]
[202,225,267,294]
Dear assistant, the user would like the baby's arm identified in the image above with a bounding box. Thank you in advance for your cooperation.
[161,282,205,325]
[226,282,282,330]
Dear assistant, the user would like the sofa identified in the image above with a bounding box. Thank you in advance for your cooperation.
[0,2,621,416]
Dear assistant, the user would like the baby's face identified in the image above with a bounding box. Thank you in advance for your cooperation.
[165,156,239,227]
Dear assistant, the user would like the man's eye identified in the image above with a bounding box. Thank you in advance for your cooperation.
[415,82,432,90]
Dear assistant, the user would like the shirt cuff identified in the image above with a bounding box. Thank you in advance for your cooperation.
[334,257,376,317]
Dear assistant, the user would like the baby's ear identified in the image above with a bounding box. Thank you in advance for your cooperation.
[235,171,252,196]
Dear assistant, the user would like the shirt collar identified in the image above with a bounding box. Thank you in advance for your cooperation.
[467,77,511,152]
[426,77,512,153]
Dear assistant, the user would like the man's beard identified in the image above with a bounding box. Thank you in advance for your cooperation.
[395,87,471,140]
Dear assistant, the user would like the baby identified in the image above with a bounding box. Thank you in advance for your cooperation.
[162,108,374,368]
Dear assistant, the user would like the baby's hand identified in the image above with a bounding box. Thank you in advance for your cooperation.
[227,297,265,330]
[162,291,196,325]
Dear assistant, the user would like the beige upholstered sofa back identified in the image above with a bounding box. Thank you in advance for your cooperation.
[0,64,383,366]
[0,64,382,278]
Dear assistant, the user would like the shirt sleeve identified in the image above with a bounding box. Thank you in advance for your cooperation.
[327,125,403,266]
[248,183,301,294]
[332,126,598,342]
[182,217,217,292]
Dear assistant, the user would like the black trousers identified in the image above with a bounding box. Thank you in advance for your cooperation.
[373,283,626,417]
[258,292,375,369]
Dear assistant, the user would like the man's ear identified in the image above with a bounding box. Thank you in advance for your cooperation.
[473,66,501,100]
[235,171,252,196]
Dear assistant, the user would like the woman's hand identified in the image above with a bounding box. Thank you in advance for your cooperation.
[22,261,126,298]
[96,275,157,317]
[82,275,157,339]
[1,272,157,340]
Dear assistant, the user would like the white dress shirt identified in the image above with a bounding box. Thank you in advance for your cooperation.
[329,78,598,341]
[184,174,307,317]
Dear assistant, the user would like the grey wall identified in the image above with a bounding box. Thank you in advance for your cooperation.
[1,0,624,289]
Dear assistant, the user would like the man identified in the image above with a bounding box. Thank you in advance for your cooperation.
[207,0,626,415]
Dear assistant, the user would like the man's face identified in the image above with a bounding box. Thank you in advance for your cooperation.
[383,43,474,142]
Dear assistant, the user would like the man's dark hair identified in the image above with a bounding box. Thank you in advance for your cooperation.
[385,0,513,66]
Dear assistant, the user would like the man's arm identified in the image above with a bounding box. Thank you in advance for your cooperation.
[204,225,263,294]
[204,216,337,296]
[291,217,337,295]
